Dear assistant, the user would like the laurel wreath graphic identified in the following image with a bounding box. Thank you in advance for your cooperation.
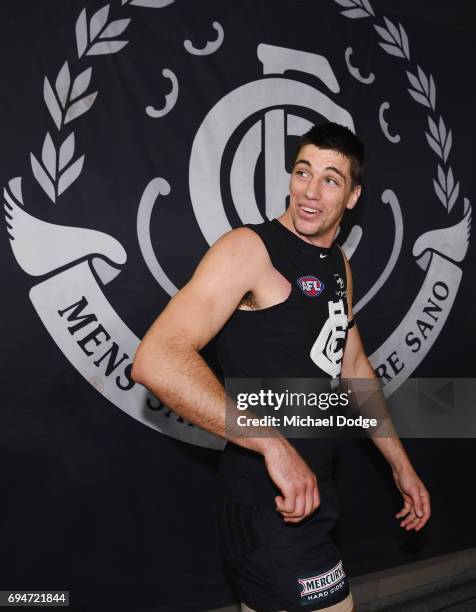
[30,1,173,204]
[334,0,461,213]
[25,0,464,218]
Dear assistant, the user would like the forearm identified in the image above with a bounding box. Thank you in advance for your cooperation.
[371,435,412,473]
[342,356,412,473]
[132,339,287,456]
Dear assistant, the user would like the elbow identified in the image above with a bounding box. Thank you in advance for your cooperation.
[341,357,374,380]
[130,341,159,387]
[130,336,177,390]
[131,358,145,385]
[131,350,149,386]
[131,334,196,390]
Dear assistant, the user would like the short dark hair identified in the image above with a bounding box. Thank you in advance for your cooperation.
[294,122,365,188]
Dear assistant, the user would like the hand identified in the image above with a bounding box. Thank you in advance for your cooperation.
[263,441,320,523]
[393,465,431,532]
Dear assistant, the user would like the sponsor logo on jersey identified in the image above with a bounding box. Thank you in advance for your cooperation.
[297,275,324,297]
[334,273,347,298]
[334,274,344,289]
[298,560,346,605]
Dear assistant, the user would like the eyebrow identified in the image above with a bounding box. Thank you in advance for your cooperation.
[325,166,346,180]
[294,159,347,181]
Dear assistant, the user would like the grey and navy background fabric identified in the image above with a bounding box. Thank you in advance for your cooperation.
[1,1,475,610]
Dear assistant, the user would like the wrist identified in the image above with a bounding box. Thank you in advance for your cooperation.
[240,434,290,457]
[375,437,412,474]
[391,455,414,475]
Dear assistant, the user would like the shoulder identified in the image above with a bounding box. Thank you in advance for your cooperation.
[192,226,271,283]
[208,226,271,265]
[213,226,267,248]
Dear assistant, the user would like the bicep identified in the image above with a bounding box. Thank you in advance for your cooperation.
[341,325,370,377]
[138,228,265,354]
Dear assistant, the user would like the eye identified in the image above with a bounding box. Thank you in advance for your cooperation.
[325,176,339,185]
[296,169,310,177]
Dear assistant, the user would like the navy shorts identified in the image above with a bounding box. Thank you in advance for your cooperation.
[219,445,351,612]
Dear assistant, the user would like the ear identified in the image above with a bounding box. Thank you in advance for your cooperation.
[346,185,361,210]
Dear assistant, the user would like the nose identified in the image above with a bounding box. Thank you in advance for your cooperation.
[305,178,321,200]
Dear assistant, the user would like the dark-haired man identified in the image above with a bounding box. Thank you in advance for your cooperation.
[132,123,430,612]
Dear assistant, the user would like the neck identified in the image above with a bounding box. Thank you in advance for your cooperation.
[277,210,336,248]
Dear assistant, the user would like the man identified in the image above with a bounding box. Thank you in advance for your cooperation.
[131,123,431,612]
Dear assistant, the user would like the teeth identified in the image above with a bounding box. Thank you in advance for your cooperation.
[302,207,318,214]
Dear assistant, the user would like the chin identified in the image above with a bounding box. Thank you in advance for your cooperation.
[293,216,322,236]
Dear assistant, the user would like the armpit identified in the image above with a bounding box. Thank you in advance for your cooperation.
[238,291,258,310]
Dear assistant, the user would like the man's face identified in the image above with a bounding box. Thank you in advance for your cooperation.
[287,144,361,244]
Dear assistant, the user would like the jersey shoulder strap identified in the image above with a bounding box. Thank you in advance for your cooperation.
[243,219,300,281]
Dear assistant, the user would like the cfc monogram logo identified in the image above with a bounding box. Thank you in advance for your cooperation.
[310,300,348,379]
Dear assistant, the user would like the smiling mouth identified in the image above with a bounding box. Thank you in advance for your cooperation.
[298,205,321,215]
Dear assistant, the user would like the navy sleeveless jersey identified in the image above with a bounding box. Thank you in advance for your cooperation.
[217,218,351,492]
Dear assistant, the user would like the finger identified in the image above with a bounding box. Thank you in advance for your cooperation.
[275,495,287,513]
[415,513,430,530]
[405,491,430,528]
[284,480,318,523]
[395,499,412,519]
[294,489,307,518]
[313,482,320,513]
[415,495,431,530]
[304,483,314,518]
[400,509,415,527]
[275,492,296,514]
[283,505,311,522]
[411,487,425,519]
[277,496,307,521]
[420,491,431,518]
[280,489,308,521]
[415,516,429,531]
[404,515,422,531]
[401,509,428,531]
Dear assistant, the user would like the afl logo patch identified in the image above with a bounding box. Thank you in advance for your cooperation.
[297,275,325,297]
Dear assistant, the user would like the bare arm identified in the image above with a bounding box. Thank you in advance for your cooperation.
[132,228,319,522]
[132,228,262,447]
[340,250,431,531]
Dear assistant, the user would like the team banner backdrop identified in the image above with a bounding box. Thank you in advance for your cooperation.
[1,0,475,610]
